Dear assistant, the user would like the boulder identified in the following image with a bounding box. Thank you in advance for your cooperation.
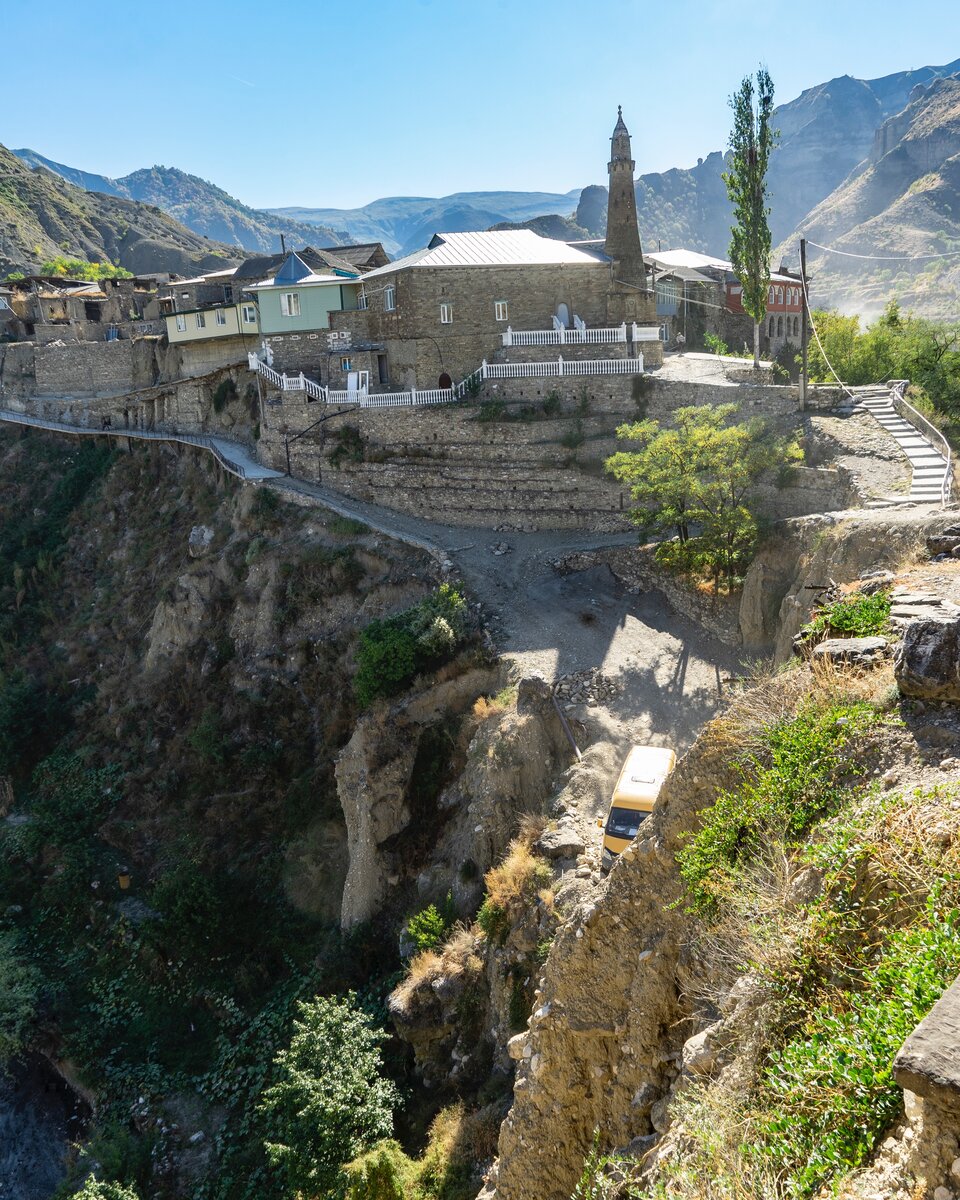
[535,826,586,859]
[895,618,960,701]
[812,636,888,666]
[926,525,960,557]
[188,524,215,558]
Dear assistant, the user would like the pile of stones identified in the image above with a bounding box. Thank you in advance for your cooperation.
[553,667,621,709]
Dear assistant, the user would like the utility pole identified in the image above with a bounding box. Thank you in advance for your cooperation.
[800,237,809,410]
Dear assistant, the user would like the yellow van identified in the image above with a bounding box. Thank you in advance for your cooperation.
[599,745,676,873]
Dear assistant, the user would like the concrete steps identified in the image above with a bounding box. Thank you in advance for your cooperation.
[856,392,949,504]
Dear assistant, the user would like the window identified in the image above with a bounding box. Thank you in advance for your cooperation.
[340,357,352,371]
[358,291,368,310]
[216,309,227,326]
[440,303,453,324]
[768,286,775,304]
[196,312,205,329]
[384,286,395,312]
[175,314,186,332]
[768,316,775,336]
[776,316,783,337]
[242,305,256,324]
[495,300,509,321]
[280,292,301,317]
[181,291,189,300]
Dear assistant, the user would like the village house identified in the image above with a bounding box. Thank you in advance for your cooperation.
[647,248,804,355]
[2,273,164,344]
[256,109,661,392]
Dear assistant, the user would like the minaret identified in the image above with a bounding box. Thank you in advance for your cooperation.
[604,106,645,290]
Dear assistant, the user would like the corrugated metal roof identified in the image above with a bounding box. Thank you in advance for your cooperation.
[648,249,799,284]
[362,230,607,277]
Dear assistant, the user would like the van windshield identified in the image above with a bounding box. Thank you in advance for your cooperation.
[606,806,648,840]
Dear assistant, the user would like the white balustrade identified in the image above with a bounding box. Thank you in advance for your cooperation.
[500,323,628,347]
[482,356,643,379]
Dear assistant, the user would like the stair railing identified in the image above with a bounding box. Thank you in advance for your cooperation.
[890,380,953,506]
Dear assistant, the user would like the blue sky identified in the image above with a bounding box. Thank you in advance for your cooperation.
[4,0,958,209]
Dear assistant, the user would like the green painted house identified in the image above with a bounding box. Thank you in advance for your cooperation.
[250,252,361,336]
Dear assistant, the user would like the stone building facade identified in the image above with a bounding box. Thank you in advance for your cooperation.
[262,111,661,389]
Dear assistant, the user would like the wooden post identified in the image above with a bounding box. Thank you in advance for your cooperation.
[800,238,809,411]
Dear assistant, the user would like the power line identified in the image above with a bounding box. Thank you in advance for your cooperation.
[806,240,960,262]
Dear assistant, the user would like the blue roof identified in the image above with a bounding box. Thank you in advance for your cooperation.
[273,253,314,285]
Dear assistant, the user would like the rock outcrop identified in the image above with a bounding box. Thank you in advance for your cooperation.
[895,617,960,701]
[481,695,747,1200]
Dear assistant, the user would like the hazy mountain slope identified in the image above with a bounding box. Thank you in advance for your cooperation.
[12,151,345,254]
[0,144,243,277]
[12,149,124,197]
[271,190,582,255]
[786,76,960,319]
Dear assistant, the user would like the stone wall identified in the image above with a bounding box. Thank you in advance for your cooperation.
[254,374,846,533]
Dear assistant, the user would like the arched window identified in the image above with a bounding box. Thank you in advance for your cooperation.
[794,316,800,337]
[768,316,775,336]
[777,316,783,337]
[776,287,783,305]
[768,286,775,304]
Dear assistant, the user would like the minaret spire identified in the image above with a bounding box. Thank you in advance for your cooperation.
[604,107,645,289]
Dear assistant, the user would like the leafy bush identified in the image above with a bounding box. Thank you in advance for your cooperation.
[259,994,399,1197]
[802,590,891,641]
[756,898,960,1195]
[342,1140,415,1199]
[72,1181,141,1200]
[0,931,41,1063]
[678,700,878,912]
[476,400,507,423]
[559,419,585,450]
[354,585,468,708]
[39,257,133,281]
[477,837,552,946]
[704,332,730,356]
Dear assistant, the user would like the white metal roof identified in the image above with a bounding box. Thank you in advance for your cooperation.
[362,229,607,277]
[648,249,799,284]
[169,267,240,286]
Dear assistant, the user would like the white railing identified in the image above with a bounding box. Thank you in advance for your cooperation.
[249,350,646,407]
[502,322,628,347]
[326,388,454,408]
[481,356,643,379]
[890,380,953,506]
[455,368,483,399]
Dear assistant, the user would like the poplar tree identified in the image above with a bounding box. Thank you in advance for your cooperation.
[723,68,778,368]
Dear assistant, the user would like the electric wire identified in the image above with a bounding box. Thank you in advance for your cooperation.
[806,240,960,262]
[799,271,858,400]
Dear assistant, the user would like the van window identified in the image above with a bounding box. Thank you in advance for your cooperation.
[606,807,648,840]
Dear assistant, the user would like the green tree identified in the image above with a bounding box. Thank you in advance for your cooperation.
[723,67,778,368]
[606,403,800,590]
[0,932,40,1064]
[259,994,399,1197]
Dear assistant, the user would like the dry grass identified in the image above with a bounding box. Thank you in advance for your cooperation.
[390,926,483,1016]
[483,822,550,914]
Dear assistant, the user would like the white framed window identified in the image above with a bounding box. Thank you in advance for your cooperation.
[175,314,186,332]
[241,304,256,324]
[776,287,783,305]
[280,292,301,317]
[384,286,395,312]
[181,291,189,300]
[494,300,509,321]
[196,312,205,329]
[216,309,227,326]
[340,357,352,371]
[357,291,368,310]
[440,303,452,324]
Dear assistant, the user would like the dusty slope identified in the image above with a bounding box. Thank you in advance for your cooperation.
[0,143,244,276]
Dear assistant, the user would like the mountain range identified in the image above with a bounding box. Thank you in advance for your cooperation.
[0,144,245,277]
[9,55,960,316]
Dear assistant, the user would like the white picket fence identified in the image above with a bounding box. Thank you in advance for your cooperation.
[481,356,644,379]
[248,350,645,407]
[503,322,628,347]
